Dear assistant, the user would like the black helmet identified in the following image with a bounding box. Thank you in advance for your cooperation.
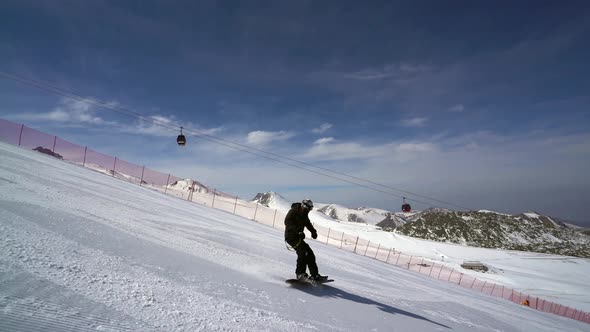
[302,199,314,210]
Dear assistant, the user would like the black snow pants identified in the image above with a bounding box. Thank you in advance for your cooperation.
[290,240,318,276]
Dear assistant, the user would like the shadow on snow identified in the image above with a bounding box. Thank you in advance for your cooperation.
[287,283,451,329]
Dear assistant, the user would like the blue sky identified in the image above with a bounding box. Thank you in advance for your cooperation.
[1,1,589,224]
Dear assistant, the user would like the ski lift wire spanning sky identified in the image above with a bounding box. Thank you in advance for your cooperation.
[0,71,473,212]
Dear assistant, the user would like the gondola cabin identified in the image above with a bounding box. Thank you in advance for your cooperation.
[401,203,411,212]
[177,127,186,146]
[401,197,411,212]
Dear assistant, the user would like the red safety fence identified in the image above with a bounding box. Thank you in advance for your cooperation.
[1,118,588,325]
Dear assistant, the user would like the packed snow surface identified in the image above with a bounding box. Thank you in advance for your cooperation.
[0,142,588,331]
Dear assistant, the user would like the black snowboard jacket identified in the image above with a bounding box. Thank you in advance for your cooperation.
[284,202,317,244]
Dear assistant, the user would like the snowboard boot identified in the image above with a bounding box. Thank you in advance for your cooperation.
[310,274,328,282]
[296,273,309,281]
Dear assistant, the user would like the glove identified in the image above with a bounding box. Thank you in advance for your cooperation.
[311,231,317,239]
[298,231,305,239]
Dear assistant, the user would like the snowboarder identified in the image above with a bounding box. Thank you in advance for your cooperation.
[284,199,328,282]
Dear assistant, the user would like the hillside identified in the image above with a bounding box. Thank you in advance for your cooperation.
[397,209,590,258]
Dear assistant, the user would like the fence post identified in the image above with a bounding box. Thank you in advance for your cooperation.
[458,273,464,285]
[189,181,195,201]
[418,258,424,273]
[52,136,57,152]
[112,157,117,176]
[428,262,435,276]
[408,256,412,269]
[374,244,381,259]
[353,236,359,253]
[481,281,487,292]
[340,232,344,249]
[386,248,392,263]
[501,286,504,299]
[140,166,145,186]
[18,124,24,146]
[233,196,238,214]
[447,269,454,281]
[436,265,444,279]
[491,283,496,296]
[253,203,259,221]
[272,209,278,227]
[82,147,87,166]
[164,174,171,194]
[395,252,402,265]
[212,191,216,208]
[364,241,370,256]
[470,277,476,289]
[326,228,331,244]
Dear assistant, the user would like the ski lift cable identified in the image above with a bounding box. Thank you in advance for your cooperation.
[0,71,462,209]
[0,71,471,210]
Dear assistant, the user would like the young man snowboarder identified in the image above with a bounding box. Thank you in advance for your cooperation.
[284,199,328,282]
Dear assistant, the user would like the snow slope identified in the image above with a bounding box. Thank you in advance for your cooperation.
[0,142,587,331]
[262,193,590,312]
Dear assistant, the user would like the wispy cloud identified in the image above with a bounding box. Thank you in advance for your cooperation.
[10,97,111,125]
[344,63,431,81]
[313,137,335,145]
[246,130,295,147]
[448,104,465,113]
[395,142,436,153]
[119,115,223,138]
[312,123,333,134]
[401,117,428,127]
[303,136,436,162]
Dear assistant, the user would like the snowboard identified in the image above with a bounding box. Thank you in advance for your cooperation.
[285,277,334,286]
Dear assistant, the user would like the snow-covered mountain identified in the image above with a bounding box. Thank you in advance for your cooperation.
[316,204,393,225]
[250,192,590,258]
[397,208,590,258]
[166,178,232,197]
[250,191,293,211]
[250,191,406,227]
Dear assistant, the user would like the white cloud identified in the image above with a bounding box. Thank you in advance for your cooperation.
[344,63,431,81]
[304,141,378,160]
[449,104,465,112]
[312,123,333,134]
[122,116,178,137]
[401,117,428,127]
[246,130,295,146]
[13,97,106,124]
[395,142,436,153]
[314,137,336,145]
[399,63,431,74]
[120,115,223,138]
[303,137,436,162]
